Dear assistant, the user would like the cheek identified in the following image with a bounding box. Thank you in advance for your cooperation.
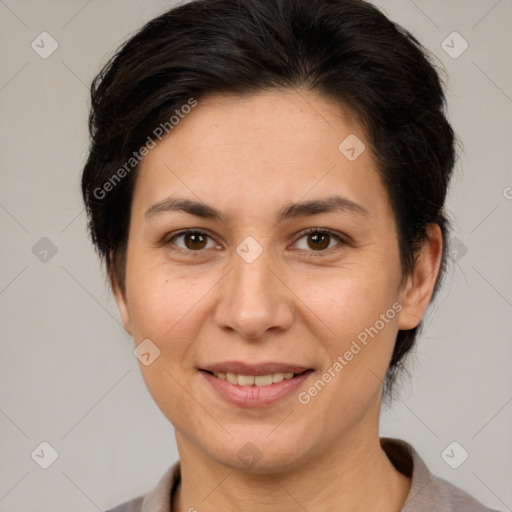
[124,258,208,356]
[123,264,209,422]
[296,264,401,389]
[300,264,400,338]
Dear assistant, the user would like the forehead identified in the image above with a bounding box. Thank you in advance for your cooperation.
[132,89,392,225]
[159,89,365,158]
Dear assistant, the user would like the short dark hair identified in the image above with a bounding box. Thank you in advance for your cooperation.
[81,0,456,399]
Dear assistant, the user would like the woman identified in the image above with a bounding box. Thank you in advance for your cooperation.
[81,0,501,510]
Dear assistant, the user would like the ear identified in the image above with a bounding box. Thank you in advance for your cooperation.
[109,265,133,336]
[397,224,443,330]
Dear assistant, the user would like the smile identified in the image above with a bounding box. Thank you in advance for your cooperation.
[211,371,297,386]
[200,364,314,407]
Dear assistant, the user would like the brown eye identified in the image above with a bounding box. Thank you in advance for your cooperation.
[294,229,345,254]
[307,231,331,250]
[183,231,207,250]
[167,230,215,251]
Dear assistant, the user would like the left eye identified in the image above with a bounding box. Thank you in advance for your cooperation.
[294,229,345,253]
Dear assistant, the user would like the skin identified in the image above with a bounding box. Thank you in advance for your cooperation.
[112,88,442,511]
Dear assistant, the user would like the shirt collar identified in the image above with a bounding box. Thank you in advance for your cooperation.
[140,438,443,512]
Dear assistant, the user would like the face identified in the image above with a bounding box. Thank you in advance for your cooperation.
[114,89,439,472]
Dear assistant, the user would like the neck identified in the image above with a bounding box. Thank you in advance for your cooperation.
[173,423,410,511]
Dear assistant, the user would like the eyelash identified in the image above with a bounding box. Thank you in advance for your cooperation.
[163,227,347,257]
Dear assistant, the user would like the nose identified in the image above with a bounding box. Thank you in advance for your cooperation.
[212,245,294,340]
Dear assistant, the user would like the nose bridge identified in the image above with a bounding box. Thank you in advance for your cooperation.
[214,241,293,339]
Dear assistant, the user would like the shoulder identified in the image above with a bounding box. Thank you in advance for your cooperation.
[380,437,502,512]
[104,495,144,512]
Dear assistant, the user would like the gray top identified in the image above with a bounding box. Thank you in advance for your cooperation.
[105,438,500,512]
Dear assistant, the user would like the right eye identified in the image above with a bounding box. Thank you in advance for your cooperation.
[165,229,221,253]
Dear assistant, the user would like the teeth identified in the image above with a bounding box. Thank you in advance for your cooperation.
[272,373,284,383]
[254,374,272,386]
[238,375,255,386]
[226,373,238,384]
[214,372,296,386]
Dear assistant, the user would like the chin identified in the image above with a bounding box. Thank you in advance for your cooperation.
[202,428,315,475]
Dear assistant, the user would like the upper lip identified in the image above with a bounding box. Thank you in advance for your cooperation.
[201,361,311,376]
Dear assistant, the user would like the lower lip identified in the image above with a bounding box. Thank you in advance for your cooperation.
[201,370,313,408]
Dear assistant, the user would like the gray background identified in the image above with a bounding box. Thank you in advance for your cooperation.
[0,0,511,511]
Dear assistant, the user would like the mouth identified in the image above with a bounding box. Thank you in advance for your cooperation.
[199,362,314,407]
[203,370,306,387]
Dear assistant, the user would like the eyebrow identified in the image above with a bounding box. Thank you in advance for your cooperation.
[144,195,369,222]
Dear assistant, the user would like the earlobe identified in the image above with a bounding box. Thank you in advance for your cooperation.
[111,275,133,336]
[397,224,443,331]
